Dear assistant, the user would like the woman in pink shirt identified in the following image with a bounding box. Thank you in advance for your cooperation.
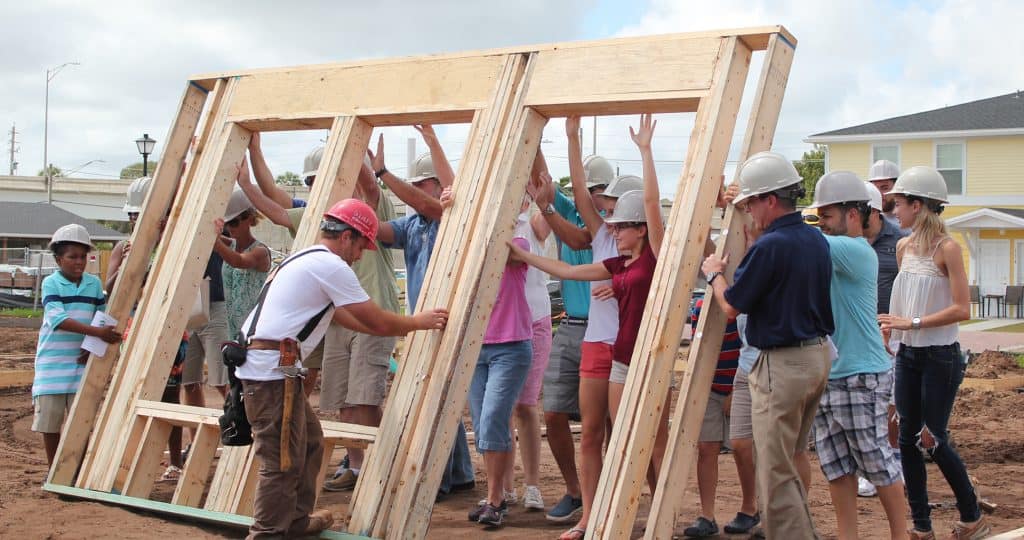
[508,114,669,540]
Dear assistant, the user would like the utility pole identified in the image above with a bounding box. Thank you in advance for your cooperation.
[7,123,18,175]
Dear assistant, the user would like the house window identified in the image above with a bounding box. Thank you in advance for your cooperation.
[936,142,964,195]
[872,144,899,167]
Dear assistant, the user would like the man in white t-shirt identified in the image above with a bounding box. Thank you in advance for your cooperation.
[237,198,448,539]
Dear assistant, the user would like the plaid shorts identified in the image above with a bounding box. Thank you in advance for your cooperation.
[813,370,901,485]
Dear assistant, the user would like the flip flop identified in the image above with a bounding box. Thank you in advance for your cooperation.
[559,527,586,540]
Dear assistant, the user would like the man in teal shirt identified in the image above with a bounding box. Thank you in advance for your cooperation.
[809,171,908,539]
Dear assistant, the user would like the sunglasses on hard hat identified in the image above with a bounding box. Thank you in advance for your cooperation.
[225,211,251,228]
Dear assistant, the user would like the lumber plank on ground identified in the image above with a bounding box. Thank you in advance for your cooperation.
[0,369,34,388]
[52,81,208,488]
[42,483,370,539]
[588,35,754,539]
[645,31,796,540]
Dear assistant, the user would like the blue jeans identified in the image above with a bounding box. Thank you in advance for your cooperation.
[895,343,980,531]
[469,341,532,453]
[438,421,474,493]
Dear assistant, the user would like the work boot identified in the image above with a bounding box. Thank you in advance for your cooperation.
[303,509,334,535]
[908,528,936,540]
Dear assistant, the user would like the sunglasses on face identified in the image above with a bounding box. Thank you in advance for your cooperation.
[612,222,644,231]
[128,212,139,222]
[226,211,250,228]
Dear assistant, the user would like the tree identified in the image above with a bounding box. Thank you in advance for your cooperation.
[120,161,160,179]
[276,171,302,186]
[37,165,63,177]
[793,145,825,206]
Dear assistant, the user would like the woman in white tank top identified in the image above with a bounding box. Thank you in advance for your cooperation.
[878,166,988,539]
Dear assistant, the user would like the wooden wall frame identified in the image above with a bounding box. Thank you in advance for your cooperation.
[44,26,796,540]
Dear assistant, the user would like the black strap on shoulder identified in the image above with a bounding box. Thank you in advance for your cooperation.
[245,247,330,340]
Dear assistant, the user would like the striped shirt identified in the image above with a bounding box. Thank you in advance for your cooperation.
[33,271,106,398]
[690,299,740,395]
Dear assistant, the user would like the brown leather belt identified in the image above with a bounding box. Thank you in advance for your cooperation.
[248,339,281,351]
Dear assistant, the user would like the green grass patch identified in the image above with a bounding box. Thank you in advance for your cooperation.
[0,307,43,318]
[985,321,1024,333]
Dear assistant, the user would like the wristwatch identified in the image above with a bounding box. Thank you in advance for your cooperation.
[705,271,722,285]
[911,317,922,330]
[541,203,556,216]
[374,167,387,178]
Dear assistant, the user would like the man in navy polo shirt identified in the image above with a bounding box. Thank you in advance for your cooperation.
[702,151,834,539]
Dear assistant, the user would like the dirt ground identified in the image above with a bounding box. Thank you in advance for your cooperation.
[2,322,1023,539]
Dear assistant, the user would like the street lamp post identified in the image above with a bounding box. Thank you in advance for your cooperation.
[135,133,156,177]
[43,61,80,204]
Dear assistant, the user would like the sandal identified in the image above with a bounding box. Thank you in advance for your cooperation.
[559,527,586,540]
[159,465,182,482]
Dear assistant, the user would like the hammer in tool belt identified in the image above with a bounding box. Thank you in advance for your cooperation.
[278,338,302,471]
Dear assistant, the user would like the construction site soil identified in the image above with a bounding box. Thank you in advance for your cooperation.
[1,320,1021,538]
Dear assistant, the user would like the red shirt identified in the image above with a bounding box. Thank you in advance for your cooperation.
[602,244,656,365]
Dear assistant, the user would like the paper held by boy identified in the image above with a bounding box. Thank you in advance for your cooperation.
[81,312,118,357]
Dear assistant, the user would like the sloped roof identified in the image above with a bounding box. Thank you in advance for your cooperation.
[809,91,1024,139]
[0,202,127,241]
[946,207,1024,230]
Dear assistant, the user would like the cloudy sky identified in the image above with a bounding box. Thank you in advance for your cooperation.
[3,0,1022,198]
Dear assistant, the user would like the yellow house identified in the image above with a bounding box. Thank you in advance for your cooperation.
[806,92,1024,298]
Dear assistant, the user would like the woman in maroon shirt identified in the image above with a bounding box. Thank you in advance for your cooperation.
[508,114,669,540]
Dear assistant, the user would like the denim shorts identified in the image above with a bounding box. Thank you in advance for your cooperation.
[468,340,532,453]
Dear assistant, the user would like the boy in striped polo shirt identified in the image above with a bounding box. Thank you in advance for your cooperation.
[682,298,743,538]
[32,224,121,466]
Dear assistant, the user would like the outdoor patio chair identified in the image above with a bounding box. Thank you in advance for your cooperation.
[969,285,981,317]
[1004,285,1023,319]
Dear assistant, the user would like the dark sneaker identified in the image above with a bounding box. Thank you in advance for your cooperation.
[683,517,719,538]
[723,511,760,534]
[469,499,507,522]
[546,494,583,523]
[475,501,508,527]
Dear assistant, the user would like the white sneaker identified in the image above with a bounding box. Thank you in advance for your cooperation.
[523,485,545,510]
[857,476,878,497]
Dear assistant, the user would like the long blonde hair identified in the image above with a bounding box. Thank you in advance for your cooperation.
[907,197,947,255]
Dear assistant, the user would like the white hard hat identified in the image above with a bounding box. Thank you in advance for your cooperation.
[407,153,438,184]
[599,174,643,199]
[889,165,949,204]
[224,188,254,222]
[868,159,900,182]
[864,181,884,212]
[301,146,324,180]
[732,151,803,205]
[49,224,94,251]
[123,176,153,214]
[605,190,647,224]
[583,155,615,189]
[808,171,869,209]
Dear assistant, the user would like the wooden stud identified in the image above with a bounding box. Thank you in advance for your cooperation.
[52,82,208,487]
[587,36,754,539]
[347,53,534,536]
[644,32,795,540]
[230,448,260,516]
[313,440,338,500]
[91,116,250,492]
[172,423,220,508]
[205,445,249,512]
[386,87,549,540]
[122,417,174,499]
